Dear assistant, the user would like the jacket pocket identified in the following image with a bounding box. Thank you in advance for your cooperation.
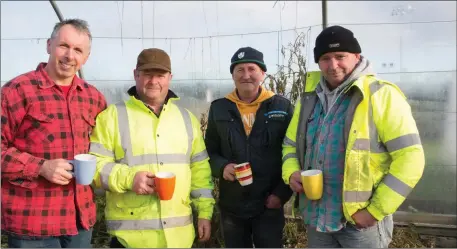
[265,118,286,148]
[115,191,151,208]
[214,113,237,157]
[22,109,54,144]
[81,111,96,127]
[25,103,53,123]
[27,111,53,123]
[219,178,244,202]
[369,156,388,188]
[74,111,96,142]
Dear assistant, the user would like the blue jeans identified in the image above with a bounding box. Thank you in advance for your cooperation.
[7,226,93,248]
[306,215,394,248]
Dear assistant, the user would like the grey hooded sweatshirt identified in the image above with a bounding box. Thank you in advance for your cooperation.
[316,56,375,115]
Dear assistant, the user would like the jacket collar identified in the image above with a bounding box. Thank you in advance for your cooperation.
[35,62,86,91]
[345,75,375,100]
[225,94,275,119]
[127,86,179,105]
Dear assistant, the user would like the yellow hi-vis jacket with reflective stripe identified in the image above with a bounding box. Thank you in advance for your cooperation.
[89,92,215,248]
[282,75,425,223]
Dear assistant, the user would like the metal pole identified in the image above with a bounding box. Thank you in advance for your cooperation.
[322,0,328,29]
[49,0,64,22]
[49,0,85,80]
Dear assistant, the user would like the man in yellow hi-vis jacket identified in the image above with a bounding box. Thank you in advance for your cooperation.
[282,26,424,248]
[89,48,215,248]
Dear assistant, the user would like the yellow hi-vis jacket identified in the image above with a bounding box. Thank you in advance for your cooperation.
[89,90,215,248]
[282,75,425,223]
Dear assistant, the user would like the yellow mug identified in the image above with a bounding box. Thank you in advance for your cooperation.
[301,169,323,200]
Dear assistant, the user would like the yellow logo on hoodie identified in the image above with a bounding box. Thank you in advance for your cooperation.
[242,113,256,130]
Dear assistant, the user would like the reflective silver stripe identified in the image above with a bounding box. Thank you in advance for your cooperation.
[371,140,388,153]
[115,103,133,164]
[382,173,412,197]
[368,81,421,153]
[176,106,193,157]
[114,102,194,166]
[344,191,372,202]
[352,139,388,153]
[369,82,389,153]
[106,215,193,231]
[283,136,296,147]
[352,138,369,151]
[101,162,116,190]
[119,153,189,166]
[385,134,421,152]
[191,150,209,164]
[352,81,388,153]
[282,153,297,163]
[190,189,213,199]
[352,138,388,153]
[352,81,422,153]
[369,81,386,95]
[89,142,115,157]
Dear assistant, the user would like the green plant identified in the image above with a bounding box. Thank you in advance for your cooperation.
[264,30,311,105]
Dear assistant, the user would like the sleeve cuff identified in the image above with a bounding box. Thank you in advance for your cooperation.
[19,152,44,179]
[283,170,295,184]
[218,160,233,178]
[367,204,386,221]
[122,168,136,191]
[198,209,213,220]
[272,185,293,205]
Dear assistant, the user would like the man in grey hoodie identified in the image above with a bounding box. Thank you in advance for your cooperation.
[283,25,402,248]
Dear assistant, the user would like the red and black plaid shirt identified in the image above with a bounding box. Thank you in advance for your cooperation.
[1,63,107,237]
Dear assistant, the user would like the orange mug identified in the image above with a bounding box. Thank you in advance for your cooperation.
[153,172,176,201]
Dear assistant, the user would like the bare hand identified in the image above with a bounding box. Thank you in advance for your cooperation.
[351,209,378,228]
[223,163,236,182]
[39,159,74,185]
[289,171,303,193]
[198,218,211,242]
[132,171,155,195]
[265,194,282,209]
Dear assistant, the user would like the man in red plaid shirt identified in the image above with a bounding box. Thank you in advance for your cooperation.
[1,19,106,248]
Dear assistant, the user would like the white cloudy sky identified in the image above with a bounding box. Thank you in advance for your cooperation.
[1,1,456,84]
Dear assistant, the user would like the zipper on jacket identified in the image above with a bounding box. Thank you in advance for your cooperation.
[246,136,250,163]
[230,99,269,164]
[246,100,269,163]
[229,107,250,163]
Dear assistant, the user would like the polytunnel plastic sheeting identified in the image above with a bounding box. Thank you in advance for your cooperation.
[385,71,456,216]
[338,22,457,73]
[1,1,59,39]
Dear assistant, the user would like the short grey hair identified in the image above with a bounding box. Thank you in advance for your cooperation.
[50,18,92,42]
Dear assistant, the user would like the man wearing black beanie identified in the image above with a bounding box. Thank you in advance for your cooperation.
[205,47,293,248]
[282,26,424,248]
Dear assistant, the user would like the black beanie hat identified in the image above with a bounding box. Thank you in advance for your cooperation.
[313,25,362,63]
[230,47,267,74]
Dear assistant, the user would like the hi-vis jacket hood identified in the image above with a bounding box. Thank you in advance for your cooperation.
[89,87,215,248]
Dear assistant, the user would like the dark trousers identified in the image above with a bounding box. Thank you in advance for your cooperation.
[109,237,125,248]
[220,207,285,248]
